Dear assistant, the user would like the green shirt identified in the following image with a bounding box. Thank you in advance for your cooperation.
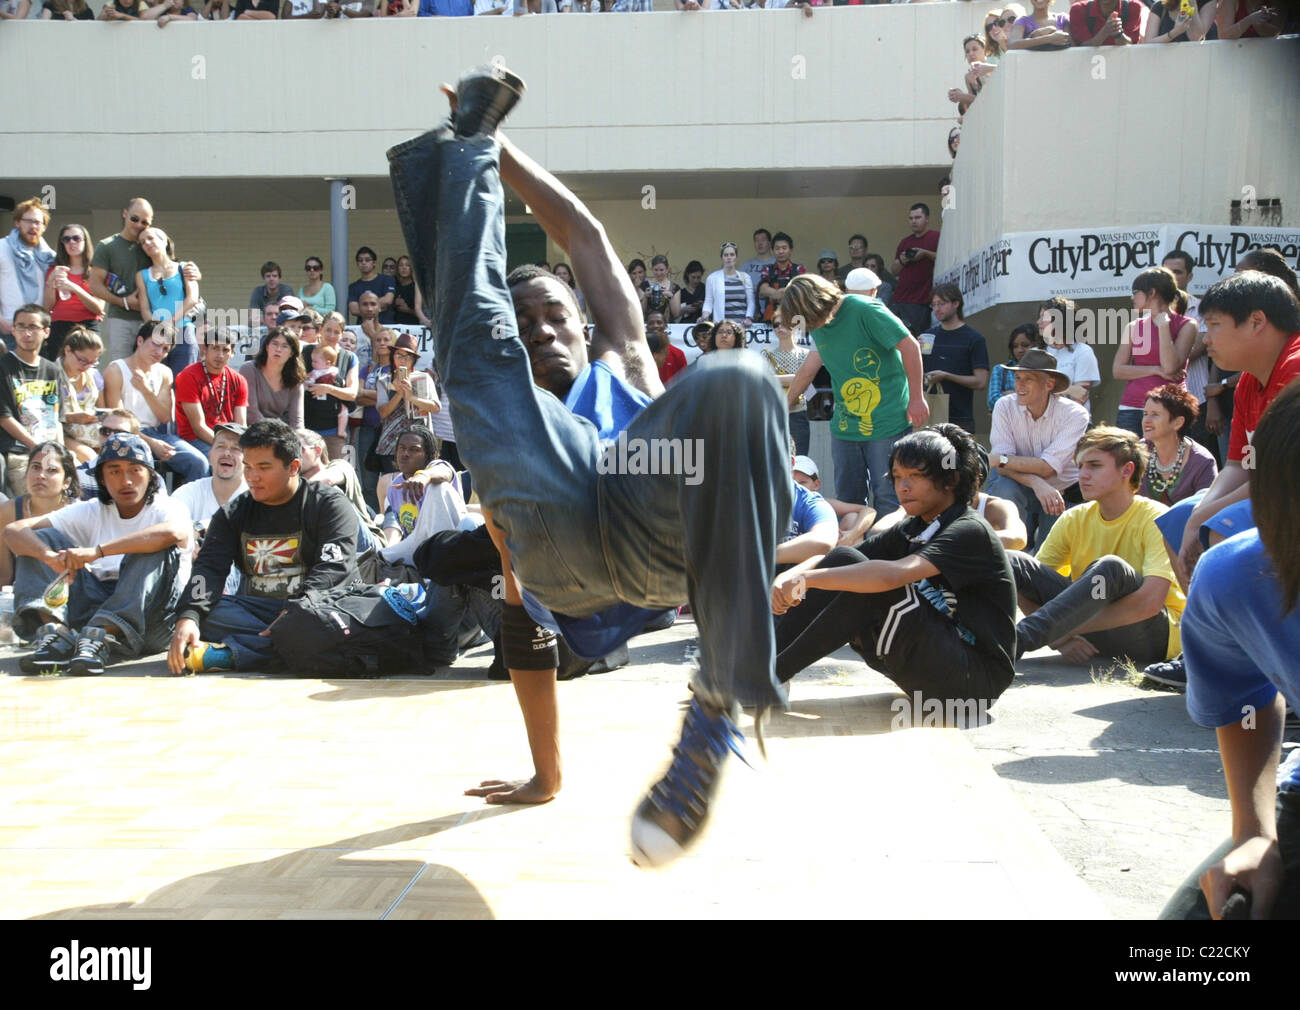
[812,295,911,441]
[91,234,150,322]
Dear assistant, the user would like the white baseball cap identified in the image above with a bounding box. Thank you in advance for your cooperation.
[793,455,819,478]
[844,268,882,294]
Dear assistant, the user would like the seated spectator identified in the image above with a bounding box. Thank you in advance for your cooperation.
[392,256,425,326]
[919,283,989,435]
[775,454,839,567]
[702,243,755,327]
[1007,0,1072,48]
[173,423,247,534]
[988,323,1044,411]
[0,200,56,349]
[41,0,96,18]
[691,321,714,356]
[710,320,746,352]
[142,0,200,21]
[42,224,104,362]
[1069,0,1142,44]
[234,0,280,16]
[1114,267,1197,436]
[770,426,1017,711]
[75,407,142,500]
[1008,426,1184,667]
[985,348,1091,550]
[863,254,894,306]
[640,256,679,320]
[375,333,438,469]
[295,427,386,557]
[1144,0,1217,41]
[240,326,305,429]
[249,263,295,331]
[347,247,395,324]
[761,314,812,455]
[298,256,336,315]
[136,226,200,374]
[1215,0,1282,38]
[790,454,876,548]
[103,323,209,484]
[0,305,65,499]
[648,330,686,387]
[889,204,941,336]
[1139,383,1217,506]
[1162,381,1300,920]
[756,233,806,322]
[1038,296,1101,410]
[0,441,78,590]
[169,421,359,674]
[670,261,706,325]
[57,327,104,464]
[8,433,191,674]
[377,425,458,546]
[304,311,360,462]
[816,250,844,292]
[174,332,250,461]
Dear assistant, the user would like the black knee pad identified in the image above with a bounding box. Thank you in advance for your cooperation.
[500,603,559,671]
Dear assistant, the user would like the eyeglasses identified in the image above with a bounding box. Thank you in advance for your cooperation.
[99,426,130,438]
[19,217,45,227]
[72,352,99,369]
[61,234,84,244]
[13,322,47,333]
[129,214,153,226]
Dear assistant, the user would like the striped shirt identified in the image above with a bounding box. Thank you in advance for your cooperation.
[989,393,1091,490]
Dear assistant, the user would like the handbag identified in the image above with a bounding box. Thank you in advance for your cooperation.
[806,390,834,422]
[924,381,950,425]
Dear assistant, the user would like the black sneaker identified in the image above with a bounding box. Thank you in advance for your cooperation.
[67,627,119,677]
[453,64,526,139]
[630,697,748,868]
[1143,654,1186,690]
[19,623,76,673]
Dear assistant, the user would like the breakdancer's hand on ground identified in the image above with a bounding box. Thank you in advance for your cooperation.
[464,776,558,805]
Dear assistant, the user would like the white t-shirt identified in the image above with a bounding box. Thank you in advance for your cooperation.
[47,493,191,582]
[173,477,247,528]
[1048,343,1102,388]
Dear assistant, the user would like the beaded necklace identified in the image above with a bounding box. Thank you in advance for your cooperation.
[1145,438,1188,502]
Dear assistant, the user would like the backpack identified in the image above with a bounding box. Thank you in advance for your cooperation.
[269,582,459,677]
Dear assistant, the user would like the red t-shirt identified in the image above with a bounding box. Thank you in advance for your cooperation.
[174,362,249,442]
[892,230,941,305]
[44,266,101,325]
[1069,0,1142,44]
[658,344,687,385]
[1228,332,1300,463]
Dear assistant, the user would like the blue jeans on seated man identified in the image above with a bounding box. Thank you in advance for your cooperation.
[144,425,210,483]
[984,471,1082,553]
[13,528,184,656]
[198,595,285,670]
[388,128,791,710]
[831,432,904,518]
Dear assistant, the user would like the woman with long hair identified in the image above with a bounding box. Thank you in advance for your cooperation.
[671,260,706,325]
[298,255,336,315]
[711,319,747,352]
[701,242,755,326]
[240,326,306,428]
[640,255,679,320]
[760,314,811,456]
[58,327,105,463]
[0,440,79,589]
[42,223,104,361]
[41,0,96,19]
[391,255,426,326]
[1114,266,1198,437]
[303,311,360,462]
[136,226,200,373]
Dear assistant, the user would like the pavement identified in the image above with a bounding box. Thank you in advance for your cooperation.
[2,613,1291,920]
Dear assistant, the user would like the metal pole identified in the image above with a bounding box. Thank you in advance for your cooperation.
[328,178,350,321]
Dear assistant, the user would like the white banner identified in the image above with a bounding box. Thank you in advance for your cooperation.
[665,322,814,364]
[938,225,1300,316]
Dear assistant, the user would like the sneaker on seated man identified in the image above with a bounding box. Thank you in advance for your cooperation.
[6,433,192,675]
[1007,426,1185,668]
[167,420,359,674]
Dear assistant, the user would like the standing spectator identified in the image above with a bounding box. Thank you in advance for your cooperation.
[919,283,989,435]
[702,243,755,326]
[889,203,941,336]
[98,0,145,17]
[0,199,56,349]
[759,314,812,456]
[41,0,96,17]
[303,312,359,462]
[355,327,393,509]
[740,229,776,312]
[988,323,1044,410]
[1038,295,1102,410]
[375,333,439,471]
[982,8,1013,61]
[1215,0,1282,38]
[142,0,200,21]
[0,306,65,498]
[948,34,996,113]
[781,276,929,517]
[102,323,209,483]
[89,199,169,365]
[381,257,398,278]
[241,327,305,429]
[136,227,200,374]
[985,348,1091,550]
[756,233,806,322]
[298,255,336,315]
[281,0,323,16]
[249,262,294,330]
[426,365,461,473]
[1162,250,1217,459]
[1139,384,1217,506]
[1113,267,1197,436]
[1069,0,1143,44]
[640,255,679,320]
[305,345,349,443]
[1007,0,1072,48]
[863,254,894,306]
[0,0,33,15]
[57,327,104,464]
[670,261,706,325]
[552,263,588,320]
[626,258,647,294]
[234,0,279,16]
[1143,0,1217,41]
[174,333,250,460]
[42,223,104,361]
[347,247,395,324]
[392,256,425,326]
[816,250,843,291]
[836,235,891,290]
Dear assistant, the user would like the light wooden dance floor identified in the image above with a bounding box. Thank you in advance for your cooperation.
[1,674,1107,919]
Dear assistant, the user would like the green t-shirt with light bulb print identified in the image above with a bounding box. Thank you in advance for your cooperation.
[811,294,912,442]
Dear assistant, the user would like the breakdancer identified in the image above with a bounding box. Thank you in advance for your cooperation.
[388,66,791,866]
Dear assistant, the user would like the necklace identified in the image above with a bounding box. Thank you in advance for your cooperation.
[1145,438,1188,501]
[203,366,230,422]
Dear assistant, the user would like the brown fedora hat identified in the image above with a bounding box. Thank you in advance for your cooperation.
[1003,348,1070,394]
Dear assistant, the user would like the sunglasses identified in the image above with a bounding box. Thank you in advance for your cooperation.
[306,264,323,271]
[986,16,1007,27]
[129,214,153,226]
[61,234,84,244]
[99,426,130,437]
[158,280,168,295]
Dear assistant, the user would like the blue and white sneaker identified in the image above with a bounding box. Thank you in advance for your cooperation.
[630,697,749,868]
[1143,654,1186,691]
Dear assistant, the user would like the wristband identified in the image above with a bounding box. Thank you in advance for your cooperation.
[96,545,104,558]
[500,602,559,672]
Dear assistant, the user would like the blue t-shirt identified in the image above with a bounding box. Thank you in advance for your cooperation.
[348,275,396,324]
[786,482,835,542]
[920,323,989,426]
[520,360,667,660]
[418,0,472,12]
[1183,531,1300,792]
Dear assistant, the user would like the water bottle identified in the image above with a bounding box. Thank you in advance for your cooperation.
[0,587,15,645]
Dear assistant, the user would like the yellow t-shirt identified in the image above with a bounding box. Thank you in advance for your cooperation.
[1035,497,1185,659]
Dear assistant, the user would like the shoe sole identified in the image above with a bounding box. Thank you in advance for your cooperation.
[1143,672,1187,689]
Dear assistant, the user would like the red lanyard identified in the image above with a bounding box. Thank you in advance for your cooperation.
[203,367,229,421]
